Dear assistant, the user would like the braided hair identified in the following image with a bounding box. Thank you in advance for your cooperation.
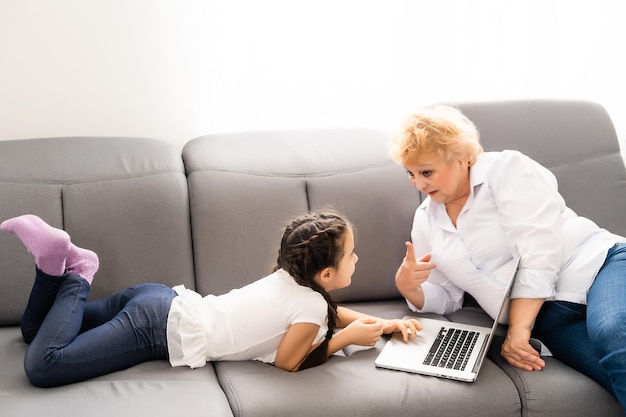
[273,211,351,369]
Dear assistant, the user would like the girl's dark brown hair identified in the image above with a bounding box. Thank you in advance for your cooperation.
[273,211,351,370]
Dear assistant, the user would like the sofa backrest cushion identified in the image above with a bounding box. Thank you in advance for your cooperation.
[183,129,419,302]
[0,137,195,325]
[455,100,626,237]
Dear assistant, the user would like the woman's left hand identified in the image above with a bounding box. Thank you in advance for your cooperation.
[501,325,545,371]
[382,318,423,342]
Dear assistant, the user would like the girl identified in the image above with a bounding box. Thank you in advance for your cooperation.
[2,211,420,387]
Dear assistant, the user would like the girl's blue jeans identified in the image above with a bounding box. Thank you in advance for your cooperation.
[21,269,177,387]
[533,243,626,409]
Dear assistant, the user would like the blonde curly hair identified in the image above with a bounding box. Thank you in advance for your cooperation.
[389,105,483,165]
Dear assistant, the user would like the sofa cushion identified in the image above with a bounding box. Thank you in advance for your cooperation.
[215,300,521,417]
[0,137,195,325]
[183,129,419,302]
[0,327,233,417]
[216,353,520,417]
[455,100,626,237]
[487,335,623,417]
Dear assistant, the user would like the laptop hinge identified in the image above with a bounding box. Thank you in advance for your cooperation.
[471,333,491,373]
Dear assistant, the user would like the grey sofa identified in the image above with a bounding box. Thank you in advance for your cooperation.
[1,100,624,417]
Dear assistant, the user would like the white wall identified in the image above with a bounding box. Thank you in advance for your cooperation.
[1,0,625,159]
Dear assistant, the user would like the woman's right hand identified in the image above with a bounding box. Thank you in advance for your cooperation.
[395,242,436,308]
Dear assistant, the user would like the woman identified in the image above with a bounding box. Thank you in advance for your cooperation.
[389,105,626,407]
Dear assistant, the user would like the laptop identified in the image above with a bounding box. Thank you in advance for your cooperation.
[374,257,519,382]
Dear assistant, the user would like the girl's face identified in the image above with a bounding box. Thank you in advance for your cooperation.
[324,228,358,291]
[404,152,471,209]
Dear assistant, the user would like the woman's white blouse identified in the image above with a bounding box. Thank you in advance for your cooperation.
[409,150,625,320]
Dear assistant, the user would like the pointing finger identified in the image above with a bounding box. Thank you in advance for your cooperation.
[404,241,417,262]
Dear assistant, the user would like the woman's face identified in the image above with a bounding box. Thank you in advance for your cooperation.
[404,152,471,208]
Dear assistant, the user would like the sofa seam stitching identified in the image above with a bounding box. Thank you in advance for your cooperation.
[545,150,622,171]
[0,169,185,186]
[185,160,395,178]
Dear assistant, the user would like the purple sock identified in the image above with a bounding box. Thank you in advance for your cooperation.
[0,214,70,276]
[66,244,99,285]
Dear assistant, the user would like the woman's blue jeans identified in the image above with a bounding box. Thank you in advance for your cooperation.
[21,269,177,387]
[533,243,626,408]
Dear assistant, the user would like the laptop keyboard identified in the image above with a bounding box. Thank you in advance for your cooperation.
[423,327,479,370]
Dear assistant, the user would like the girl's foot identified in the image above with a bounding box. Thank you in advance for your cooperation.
[66,244,99,285]
[0,214,71,276]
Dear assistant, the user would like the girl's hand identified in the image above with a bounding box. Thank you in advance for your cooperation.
[382,318,423,342]
[342,318,385,347]
[501,325,545,371]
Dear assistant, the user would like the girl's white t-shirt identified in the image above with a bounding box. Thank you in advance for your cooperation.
[166,268,328,369]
